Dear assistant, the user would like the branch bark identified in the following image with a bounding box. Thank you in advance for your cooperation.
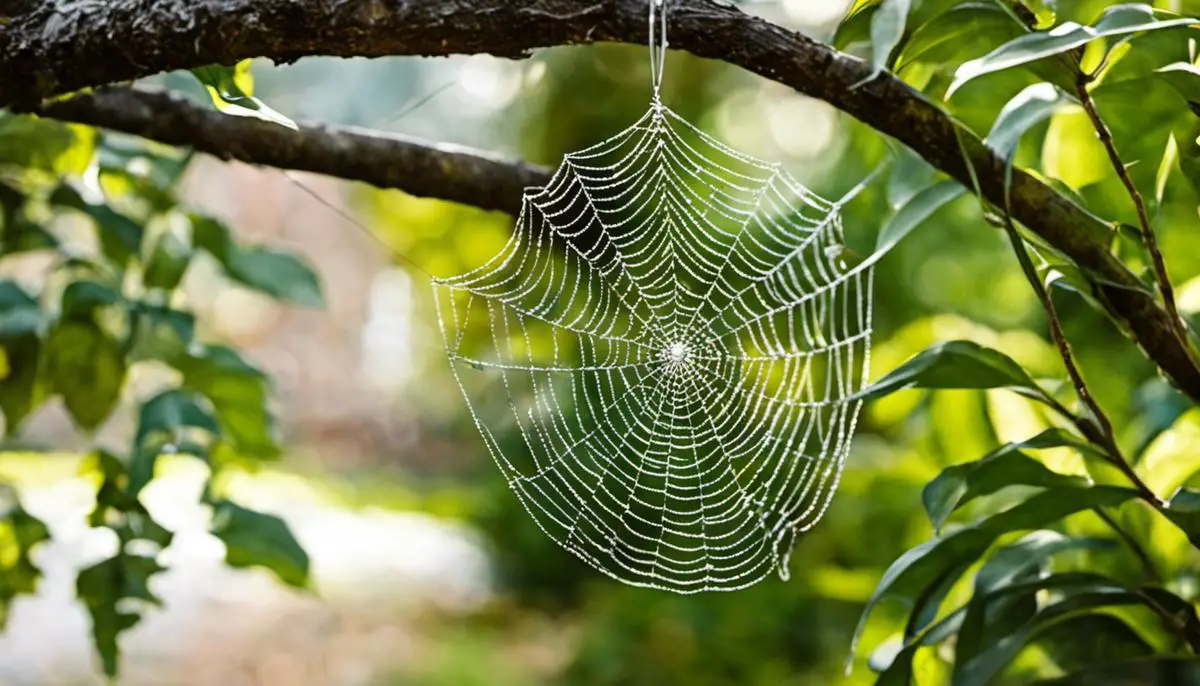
[37,87,549,215]
[4,0,1200,400]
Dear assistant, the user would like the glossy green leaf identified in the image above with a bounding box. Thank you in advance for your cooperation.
[955,533,1115,667]
[834,0,882,50]
[866,0,913,79]
[851,485,1138,664]
[852,339,1053,405]
[948,5,1199,98]
[142,233,192,291]
[43,321,126,431]
[1162,488,1200,548]
[875,180,965,254]
[191,61,298,130]
[1138,409,1200,500]
[955,588,1150,685]
[985,83,1068,161]
[1042,260,1105,313]
[875,572,1122,683]
[923,437,1089,532]
[210,500,309,588]
[1156,133,1179,204]
[886,149,937,209]
[1040,659,1200,685]
[896,3,1023,71]
[1038,615,1155,673]
[1156,62,1200,103]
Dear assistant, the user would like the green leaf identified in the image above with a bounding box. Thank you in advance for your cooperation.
[1138,408,1200,500]
[1156,62,1200,103]
[210,500,309,588]
[0,113,95,174]
[177,345,281,461]
[866,0,912,79]
[190,214,323,306]
[0,483,50,629]
[851,485,1139,665]
[852,340,1053,405]
[875,180,965,254]
[895,3,1023,71]
[875,572,1122,683]
[76,552,165,677]
[948,5,1199,98]
[128,302,195,362]
[1040,659,1200,685]
[189,213,234,263]
[227,246,323,307]
[1156,133,1179,204]
[50,184,143,263]
[43,321,126,431]
[923,437,1089,532]
[142,233,192,291]
[955,532,1115,667]
[1,184,57,255]
[1162,488,1200,548]
[1037,615,1155,673]
[191,61,298,130]
[135,389,221,447]
[131,389,221,493]
[955,588,1150,685]
[0,335,43,435]
[87,450,174,549]
[60,280,121,321]
[0,282,42,338]
[834,0,882,50]
[1042,260,1105,313]
[985,83,1068,161]
[97,134,192,190]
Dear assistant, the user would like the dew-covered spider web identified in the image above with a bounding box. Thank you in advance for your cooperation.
[432,0,876,593]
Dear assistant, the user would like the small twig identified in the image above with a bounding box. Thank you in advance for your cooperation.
[1074,74,1189,347]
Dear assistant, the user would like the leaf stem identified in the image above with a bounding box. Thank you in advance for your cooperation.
[1074,74,1189,347]
[999,212,1163,509]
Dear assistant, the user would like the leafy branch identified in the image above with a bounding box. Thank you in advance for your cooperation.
[4,0,1199,402]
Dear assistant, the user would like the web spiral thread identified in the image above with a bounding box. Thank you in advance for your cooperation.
[434,101,875,593]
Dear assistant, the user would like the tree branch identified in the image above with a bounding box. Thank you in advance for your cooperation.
[36,87,549,215]
[4,0,1200,400]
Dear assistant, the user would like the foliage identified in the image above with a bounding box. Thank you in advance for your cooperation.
[830,0,1200,683]
[8,0,1200,684]
[0,107,316,675]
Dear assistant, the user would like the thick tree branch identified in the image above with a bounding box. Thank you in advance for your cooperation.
[4,0,1200,400]
[37,87,549,215]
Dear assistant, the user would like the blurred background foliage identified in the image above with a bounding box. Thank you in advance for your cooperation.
[4,0,1200,684]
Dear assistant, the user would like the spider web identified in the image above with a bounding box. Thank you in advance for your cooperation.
[433,101,875,593]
